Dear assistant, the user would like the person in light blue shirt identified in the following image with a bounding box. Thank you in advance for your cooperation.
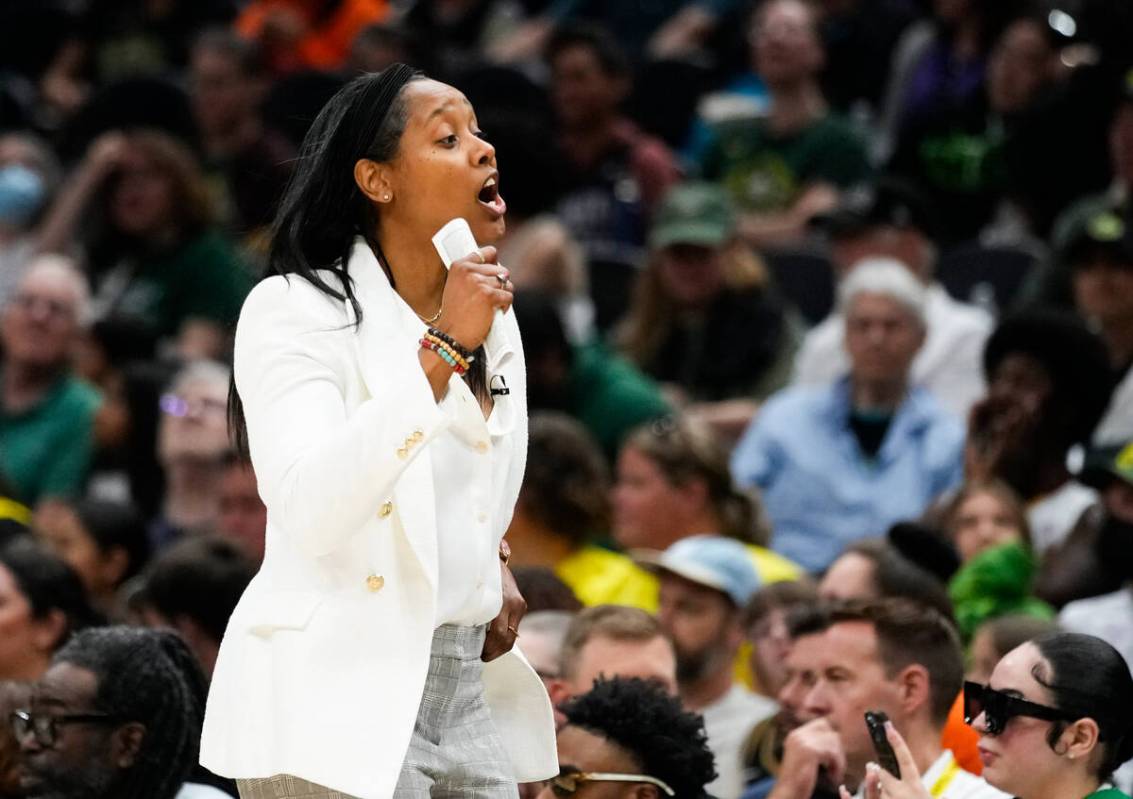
[731,258,964,572]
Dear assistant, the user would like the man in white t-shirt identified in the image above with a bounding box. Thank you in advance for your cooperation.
[795,179,991,419]
[642,536,778,799]
[765,599,1006,799]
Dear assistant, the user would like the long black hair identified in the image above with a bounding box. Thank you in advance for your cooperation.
[1031,631,1133,782]
[229,64,486,456]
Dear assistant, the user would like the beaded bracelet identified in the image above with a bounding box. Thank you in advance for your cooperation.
[426,327,475,363]
[420,337,467,375]
[422,333,470,372]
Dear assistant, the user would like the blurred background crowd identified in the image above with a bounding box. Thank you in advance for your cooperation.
[2,0,1133,797]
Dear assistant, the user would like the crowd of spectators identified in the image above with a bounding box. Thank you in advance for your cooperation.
[3,0,1133,797]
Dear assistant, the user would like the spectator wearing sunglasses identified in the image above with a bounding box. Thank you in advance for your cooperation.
[151,360,231,548]
[537,676,717,799]
[860,632,1133,799]
[764,599,1006,799]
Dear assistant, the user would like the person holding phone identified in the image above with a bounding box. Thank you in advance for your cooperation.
[761,599,1004,799]
[199,64,557,798]
[852,632,1133,799]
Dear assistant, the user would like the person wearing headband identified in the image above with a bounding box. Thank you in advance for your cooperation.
[847,631,1133,799]
[200,64,556,798]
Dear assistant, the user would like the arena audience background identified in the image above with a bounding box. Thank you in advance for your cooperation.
[4,1,1133,796]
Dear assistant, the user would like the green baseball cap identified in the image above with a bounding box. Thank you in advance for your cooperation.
[1079,441,1133,489]
[649,182,737,250]
[1058,200,1133,265]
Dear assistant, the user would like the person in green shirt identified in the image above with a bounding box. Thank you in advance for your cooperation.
[0,256,102,505]
[695,0,870,248]
[514,290,671,462]
[35,129,252,362]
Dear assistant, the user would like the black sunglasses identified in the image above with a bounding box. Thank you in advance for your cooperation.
[962,681,1075,736]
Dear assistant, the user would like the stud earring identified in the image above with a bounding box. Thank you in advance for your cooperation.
[383,194,391,201]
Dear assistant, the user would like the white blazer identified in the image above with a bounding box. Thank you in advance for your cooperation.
[200,238,558,798]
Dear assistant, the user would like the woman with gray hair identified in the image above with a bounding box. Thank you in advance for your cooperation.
[732,257,965,573]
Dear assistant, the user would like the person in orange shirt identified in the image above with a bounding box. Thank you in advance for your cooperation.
[235,0,389,73]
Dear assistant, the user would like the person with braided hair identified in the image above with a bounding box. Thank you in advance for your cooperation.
[10,626,230,799]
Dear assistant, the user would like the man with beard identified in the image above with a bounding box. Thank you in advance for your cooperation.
[11,626,231,799]
[645,536,776,799]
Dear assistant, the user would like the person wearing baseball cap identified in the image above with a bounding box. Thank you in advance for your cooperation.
[639,535,778,799]
[619,181,798,436]
[1033,65,1133,309]
[1062,200,1133,447]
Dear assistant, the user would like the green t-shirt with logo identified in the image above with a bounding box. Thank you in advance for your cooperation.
[0,375,102,505]
[698,114,871,212]
[105,229,252,341]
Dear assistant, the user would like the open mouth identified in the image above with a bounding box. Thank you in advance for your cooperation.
[477,174,506,217]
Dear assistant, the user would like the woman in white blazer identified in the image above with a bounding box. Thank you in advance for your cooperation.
[200,64,557,798]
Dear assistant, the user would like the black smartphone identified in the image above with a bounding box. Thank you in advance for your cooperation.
[864,710,901,778]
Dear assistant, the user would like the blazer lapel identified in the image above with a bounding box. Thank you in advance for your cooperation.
[344,237,440,588]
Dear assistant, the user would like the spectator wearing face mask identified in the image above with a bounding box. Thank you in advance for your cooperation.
[0,133,61,308]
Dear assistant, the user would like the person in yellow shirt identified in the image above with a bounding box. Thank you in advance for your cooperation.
[507,413,657,609]
[612,415,800,585]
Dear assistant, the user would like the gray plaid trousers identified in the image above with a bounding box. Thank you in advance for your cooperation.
[236,624,517,799]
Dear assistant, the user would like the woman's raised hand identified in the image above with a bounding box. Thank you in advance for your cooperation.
[839,722,933,799]
[435,246,512,351]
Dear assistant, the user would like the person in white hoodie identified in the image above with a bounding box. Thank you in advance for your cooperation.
[794,179,992,420]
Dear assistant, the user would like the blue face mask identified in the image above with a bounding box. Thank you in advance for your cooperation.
[0,164,47,227]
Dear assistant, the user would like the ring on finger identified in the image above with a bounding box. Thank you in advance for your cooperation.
[474,250,486,264]
[506,625,520,637]
[496,271,508,288]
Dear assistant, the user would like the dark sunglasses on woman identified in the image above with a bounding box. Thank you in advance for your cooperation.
[963,680,1078,736]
